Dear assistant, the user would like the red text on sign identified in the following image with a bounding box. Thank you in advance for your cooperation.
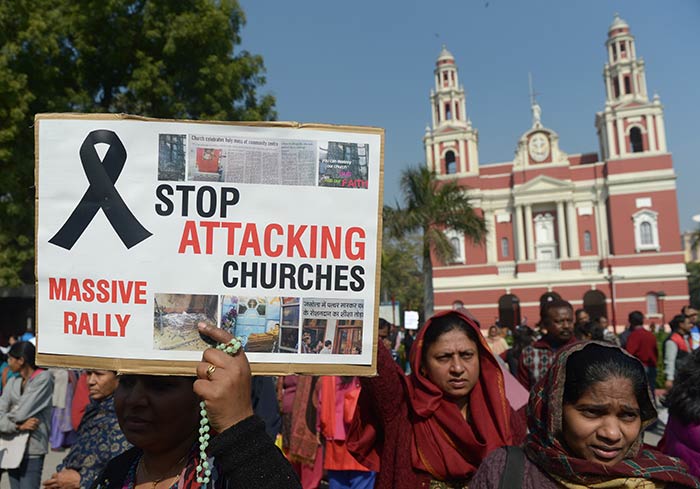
[177,221,366,260]
[49,278,147,304]
[63,311,130,337]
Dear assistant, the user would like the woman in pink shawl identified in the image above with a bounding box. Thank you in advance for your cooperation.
[661,349,700,477]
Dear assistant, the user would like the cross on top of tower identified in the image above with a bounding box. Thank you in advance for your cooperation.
[529,73,542,128]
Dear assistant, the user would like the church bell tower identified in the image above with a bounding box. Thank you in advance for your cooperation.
[423,46,479,176]
[595,14,667,160]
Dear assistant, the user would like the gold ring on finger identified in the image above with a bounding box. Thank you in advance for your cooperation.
[206,364,216,380]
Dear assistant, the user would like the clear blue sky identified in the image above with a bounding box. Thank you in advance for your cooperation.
[239,0,700,231]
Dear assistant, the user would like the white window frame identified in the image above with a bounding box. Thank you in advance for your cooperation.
[583,231,592,252]
[501,237,509,258]
[632,209,660,252]
[646,293,658,316]
[445,230,465,264]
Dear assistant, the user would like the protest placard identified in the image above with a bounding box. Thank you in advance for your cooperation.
[35,114,383,375]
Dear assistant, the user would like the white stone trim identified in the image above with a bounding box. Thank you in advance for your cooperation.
[433,263,687,291]
[556,201,568,259]
[615,295,687,304]
[484,210,497,263]
[496,212,511,223]
[515,205,526,261]
[480,161,516,168]
[635,197,652,208]
[425,143,433,172]
[607,179,676,196]
[611,251,685,259]
[646,114,657,151]
[525,205,535,260]
[616,118,626,156]
[435,295,688,311]
[656,112,667,152]
[595,196,610,256]
[566,201,580,258]
[606,168,676,184]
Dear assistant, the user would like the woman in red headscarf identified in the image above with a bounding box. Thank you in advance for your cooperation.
[348,309,523,489]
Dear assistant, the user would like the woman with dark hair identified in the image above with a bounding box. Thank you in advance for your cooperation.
[0,341,55,489]
[348,310,521,489]
[661,349,700,477]
[92,323,300,489]
[43,370,131,489]
[0,348,20,394]
[471,342,700,488]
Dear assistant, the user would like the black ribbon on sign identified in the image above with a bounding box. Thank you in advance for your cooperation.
[49,130,152,250]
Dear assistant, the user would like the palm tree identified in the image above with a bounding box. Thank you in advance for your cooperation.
[385,166,486,318]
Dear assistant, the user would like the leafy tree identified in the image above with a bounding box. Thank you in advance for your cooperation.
[687,262,700,309]
[0,0,276,287]
[380,231,424,321]
[384,166,486,318]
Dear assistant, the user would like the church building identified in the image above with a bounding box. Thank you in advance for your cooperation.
[425,15,687,328]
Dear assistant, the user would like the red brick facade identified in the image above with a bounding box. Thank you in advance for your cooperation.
[423,16,687,330]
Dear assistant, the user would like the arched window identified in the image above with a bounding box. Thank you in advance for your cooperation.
[450,237,460,255]
[445,103,452,120]
[640,222,653,245]
[501,237,509,258]
[630,127,644,153]
[583,231,592,252]
[445,229,465,263]
[445,151,457,174]
[646,293,658,315]
[632,209,659,252]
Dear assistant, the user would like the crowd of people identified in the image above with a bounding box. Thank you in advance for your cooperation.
[1,299,699,489]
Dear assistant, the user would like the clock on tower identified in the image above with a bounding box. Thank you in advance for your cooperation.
[528,132,550,162]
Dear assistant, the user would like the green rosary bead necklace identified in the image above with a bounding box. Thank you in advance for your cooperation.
[196,337,243,486]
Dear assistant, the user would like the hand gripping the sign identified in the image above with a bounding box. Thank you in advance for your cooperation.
[49,130,152,250]
[195,322,254,433]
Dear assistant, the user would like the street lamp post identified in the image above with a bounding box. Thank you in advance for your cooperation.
[605,266,624,333]
[657,291,666,329]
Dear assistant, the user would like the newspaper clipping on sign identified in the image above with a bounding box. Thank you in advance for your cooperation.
[35,114,383,375]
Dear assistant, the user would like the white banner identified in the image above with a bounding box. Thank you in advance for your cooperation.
[35,114,383,375]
